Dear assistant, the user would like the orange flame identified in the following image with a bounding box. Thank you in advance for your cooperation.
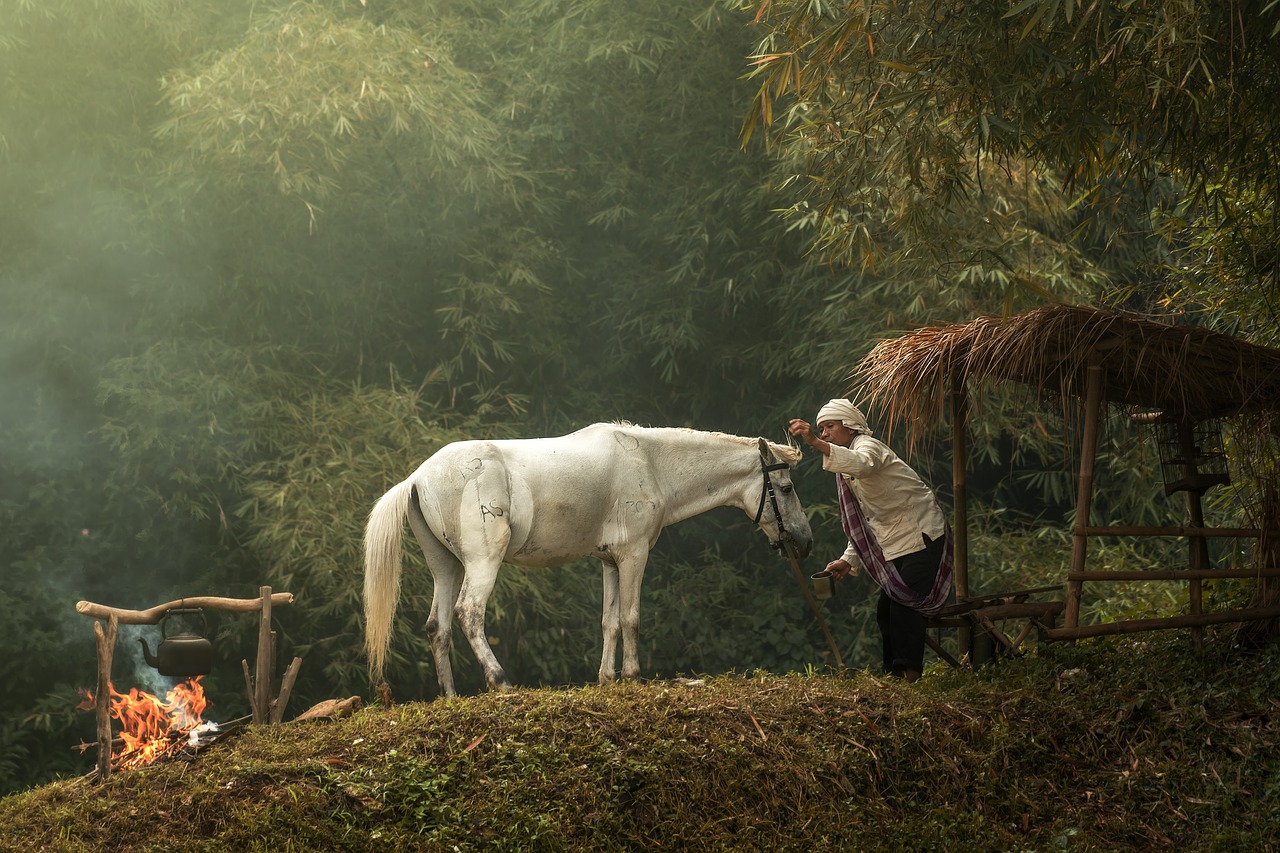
[79,678,209,769]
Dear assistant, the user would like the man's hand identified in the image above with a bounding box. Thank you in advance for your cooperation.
[826,558,856,580]
[788,418,818,447]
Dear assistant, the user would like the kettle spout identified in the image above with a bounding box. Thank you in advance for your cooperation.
[138,638,160,669]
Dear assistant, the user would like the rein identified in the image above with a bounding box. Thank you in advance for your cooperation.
[754,456,846,672]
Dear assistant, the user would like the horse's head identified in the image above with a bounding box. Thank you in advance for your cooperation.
[754,438,813,559]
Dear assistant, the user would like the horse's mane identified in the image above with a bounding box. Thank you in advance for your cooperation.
[604,421,803,465]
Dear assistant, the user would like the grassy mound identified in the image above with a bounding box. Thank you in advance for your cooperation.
[2,634,1279,851]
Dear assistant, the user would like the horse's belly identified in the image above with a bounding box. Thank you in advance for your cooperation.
[507,494,658,567]
[506,508,612,567]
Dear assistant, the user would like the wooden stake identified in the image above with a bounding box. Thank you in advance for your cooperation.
[253,586,273,725]
[93,615,118,781]
[270,657,304,724]
[241,660,257,721]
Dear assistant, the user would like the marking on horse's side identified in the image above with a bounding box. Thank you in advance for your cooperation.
[480,503,505,521]
[614,433,640,451]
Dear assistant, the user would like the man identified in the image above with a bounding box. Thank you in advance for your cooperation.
[789,399,952,682]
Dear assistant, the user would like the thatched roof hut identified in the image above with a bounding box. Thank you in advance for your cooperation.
[855,304,1280,443]
[850,304,1280,649]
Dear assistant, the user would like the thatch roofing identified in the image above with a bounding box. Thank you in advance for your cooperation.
[854,305,1280,434]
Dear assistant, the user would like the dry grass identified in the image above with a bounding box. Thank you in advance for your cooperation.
[2,634,1279,851]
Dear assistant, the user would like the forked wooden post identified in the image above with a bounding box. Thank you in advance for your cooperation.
[253,586,274,725]
[93,615,118,780]
[1065,365,1104,630]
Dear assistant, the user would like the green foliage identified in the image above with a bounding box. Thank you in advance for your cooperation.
[740,0,1280,329]
[4,0,1276,799]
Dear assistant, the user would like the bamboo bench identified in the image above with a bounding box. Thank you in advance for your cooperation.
[927,584,1064,668]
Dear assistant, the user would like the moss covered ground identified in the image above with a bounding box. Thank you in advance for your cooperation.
[2,633,1278,851]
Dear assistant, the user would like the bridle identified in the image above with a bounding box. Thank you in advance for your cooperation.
[753,458,793,552]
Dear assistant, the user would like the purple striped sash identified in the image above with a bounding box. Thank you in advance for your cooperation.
[836,475,953,616]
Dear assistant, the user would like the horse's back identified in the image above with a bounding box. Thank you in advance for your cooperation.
[411,425,660,566]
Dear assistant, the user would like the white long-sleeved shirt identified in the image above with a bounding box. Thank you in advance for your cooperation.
[823,435,947,567]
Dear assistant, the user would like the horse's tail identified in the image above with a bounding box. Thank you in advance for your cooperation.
[364,477,414,684]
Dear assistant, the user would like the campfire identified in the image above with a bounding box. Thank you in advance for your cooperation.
[76,589,300,781]
[78,678,221,770]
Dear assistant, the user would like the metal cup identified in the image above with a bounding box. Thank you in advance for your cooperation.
[811,570,834,600]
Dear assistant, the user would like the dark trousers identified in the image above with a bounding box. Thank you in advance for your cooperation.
[876,533,945,676]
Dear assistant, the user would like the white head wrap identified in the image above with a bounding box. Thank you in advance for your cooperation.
[815,399,871,435]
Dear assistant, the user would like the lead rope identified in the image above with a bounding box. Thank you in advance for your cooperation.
[757,460,846,671]
[784,540,846,672]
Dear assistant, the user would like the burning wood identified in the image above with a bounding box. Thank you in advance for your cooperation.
[77,678,214,770]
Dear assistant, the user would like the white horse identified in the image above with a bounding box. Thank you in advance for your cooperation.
[363,423,812,696]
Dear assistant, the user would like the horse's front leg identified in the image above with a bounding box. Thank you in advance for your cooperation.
[598,558,620,685]
[615,550,650,682]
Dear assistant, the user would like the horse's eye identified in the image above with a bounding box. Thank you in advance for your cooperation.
[781,485,793,495]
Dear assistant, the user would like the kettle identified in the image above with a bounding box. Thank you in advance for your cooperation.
[139,608,213,677]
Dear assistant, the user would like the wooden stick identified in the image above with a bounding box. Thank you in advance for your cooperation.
[93,616,118,781]
[241,660,257,721]
[270,657,304,724]
[969,602,1064,621]
[784,546,845,671]
[1043,605,1280,640]
[924,634,963,669]
[1067,567,1280,581]
[1080,526,1259,538]
[253,586,273,725]
[76,594,293,624]
[1010,620,1036,650]
[976,615,1020,653]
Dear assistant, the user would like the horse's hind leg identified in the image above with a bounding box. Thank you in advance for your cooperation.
[425,561,463,698]
[598,558,620,685]
[455,557,512,691]
[407,497,463,698]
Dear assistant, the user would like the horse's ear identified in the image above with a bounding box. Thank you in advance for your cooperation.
[757,437,774,462]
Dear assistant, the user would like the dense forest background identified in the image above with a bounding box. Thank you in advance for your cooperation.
[3,0,1277,794]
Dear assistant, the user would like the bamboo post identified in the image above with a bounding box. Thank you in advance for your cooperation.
[950,372,971,661]
[93,615,118,781]
[253,586,274,726]
[1065,365,1104,630]
[1177,420,1208,651]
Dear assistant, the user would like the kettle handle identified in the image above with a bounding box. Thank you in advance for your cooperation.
[160,607,208,639]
